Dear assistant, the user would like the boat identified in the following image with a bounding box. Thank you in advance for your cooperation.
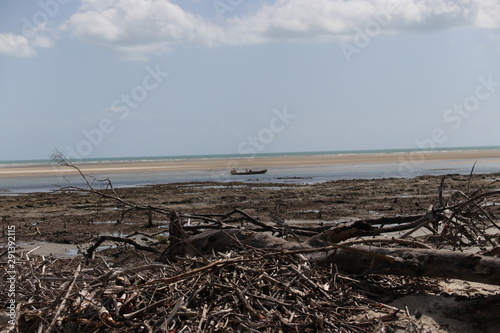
[230,168,267,175]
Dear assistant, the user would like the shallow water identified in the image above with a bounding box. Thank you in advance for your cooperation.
[1,158,499,194]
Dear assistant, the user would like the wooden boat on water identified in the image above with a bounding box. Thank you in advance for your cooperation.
[230,168,267,175]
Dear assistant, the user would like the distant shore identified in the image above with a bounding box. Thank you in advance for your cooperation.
[1,149,500,178]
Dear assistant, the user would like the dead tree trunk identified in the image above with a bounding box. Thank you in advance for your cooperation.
[158,228,500,286]
[442,294,500,322]
[158,228,302,262]
[310,245,500,286]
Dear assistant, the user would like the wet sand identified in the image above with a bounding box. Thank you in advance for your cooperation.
[1,149,500,177]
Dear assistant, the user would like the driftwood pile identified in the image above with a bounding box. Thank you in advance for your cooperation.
[2,155,500,332]
[6,243,438,332]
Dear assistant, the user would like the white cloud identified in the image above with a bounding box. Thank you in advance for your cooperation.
[0,32,55,57]
[61,0,221,60]
[220,0,486,45]
[60,0,500,60]
[474,0,500,28]
[32,34,55,49]
[222,0,378,44]
[0,33,36,57]
[0,21,55,58]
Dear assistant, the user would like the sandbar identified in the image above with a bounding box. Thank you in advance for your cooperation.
[1,149,500,178]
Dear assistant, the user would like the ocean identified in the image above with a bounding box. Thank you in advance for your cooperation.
[1,146,500,193]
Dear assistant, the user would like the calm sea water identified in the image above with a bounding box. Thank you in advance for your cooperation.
[1,146,500,193]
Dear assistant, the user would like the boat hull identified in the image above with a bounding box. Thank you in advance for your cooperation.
[230,169,267,175]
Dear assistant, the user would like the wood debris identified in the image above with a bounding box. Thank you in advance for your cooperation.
[3,247,436,332]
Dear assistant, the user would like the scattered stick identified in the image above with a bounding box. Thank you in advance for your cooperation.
[196,304,209,333]
[48,263,81,332]
[85,235,159,258]
[341,237,433,249]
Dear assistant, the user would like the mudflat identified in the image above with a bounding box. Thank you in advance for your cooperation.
[3,172,499,246]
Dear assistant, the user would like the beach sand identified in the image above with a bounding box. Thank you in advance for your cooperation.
[1,149,500,177]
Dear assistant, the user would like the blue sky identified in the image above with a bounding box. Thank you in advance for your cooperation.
[1,0,500,161]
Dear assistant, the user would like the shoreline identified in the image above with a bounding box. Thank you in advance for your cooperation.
[1,149,500,178]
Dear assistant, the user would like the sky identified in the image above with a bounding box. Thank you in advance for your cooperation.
[1,0,500,161]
